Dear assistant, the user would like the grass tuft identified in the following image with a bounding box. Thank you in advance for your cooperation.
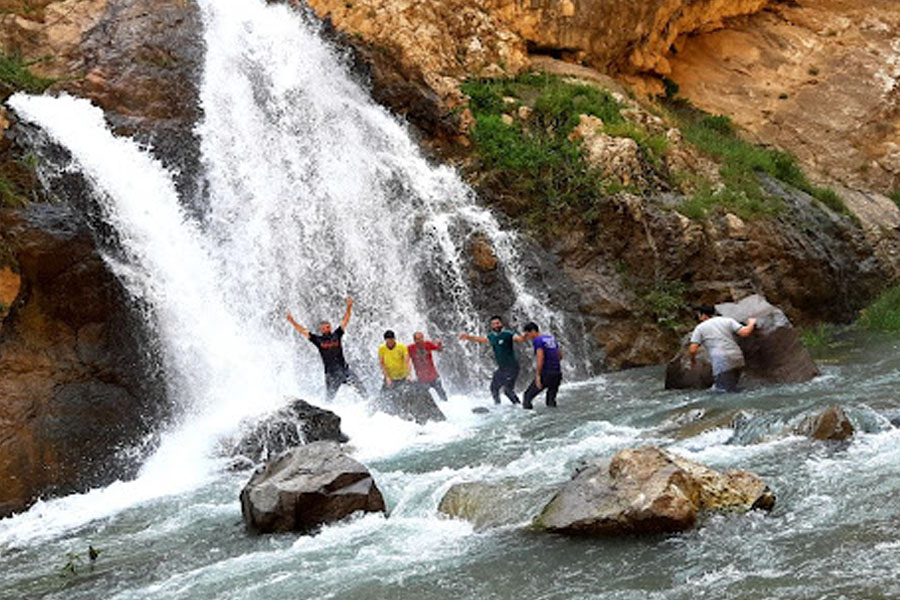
[859,285,900,332]
[0,54,55,96]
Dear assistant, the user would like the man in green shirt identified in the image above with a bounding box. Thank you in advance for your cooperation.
[460,315,524,405]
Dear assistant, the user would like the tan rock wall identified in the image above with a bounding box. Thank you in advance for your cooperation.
[668,0,900,195]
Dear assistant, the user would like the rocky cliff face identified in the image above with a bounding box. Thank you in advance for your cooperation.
[667,0,900,197]
[0,0,202,516]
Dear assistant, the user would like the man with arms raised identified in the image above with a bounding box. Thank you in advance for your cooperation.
[408,331,448,402]
[521,322,563,409]
[689,305,757,393]
[286,296,368,401]
[460,315,523,405]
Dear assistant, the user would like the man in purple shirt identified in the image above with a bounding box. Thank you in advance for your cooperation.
[522,322,563,409]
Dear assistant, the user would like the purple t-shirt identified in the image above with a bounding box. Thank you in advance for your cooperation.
[532,334,561,374]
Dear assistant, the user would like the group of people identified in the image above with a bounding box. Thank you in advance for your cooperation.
[286,297,564,409]
[286,297,760,408]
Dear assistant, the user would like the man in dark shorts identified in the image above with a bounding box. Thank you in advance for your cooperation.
[408,331,448,402]
[460,315,524,405]
[286,296,368,401]
[522,322,563,409]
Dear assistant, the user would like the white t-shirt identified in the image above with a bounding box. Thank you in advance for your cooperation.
[690,316,745,375]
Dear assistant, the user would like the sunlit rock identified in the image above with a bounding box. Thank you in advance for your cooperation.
[535,446,774,536]
[240,441,385,534]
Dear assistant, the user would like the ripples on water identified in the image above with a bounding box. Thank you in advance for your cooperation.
[1,332,898,600]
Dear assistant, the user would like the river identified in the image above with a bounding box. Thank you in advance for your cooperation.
[1,329,898,599]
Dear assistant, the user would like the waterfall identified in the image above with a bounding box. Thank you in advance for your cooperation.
[6,0,583,499]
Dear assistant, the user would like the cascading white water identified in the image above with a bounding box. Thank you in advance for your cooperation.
[5,0,581,518]
[195,0,574,388]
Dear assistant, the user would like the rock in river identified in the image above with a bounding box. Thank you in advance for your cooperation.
[373,382,446,424]
[666,294,819,390]
[535,446,775,536]
[230,398,348,465]
[796,405,855,442]
[240,441,386,534]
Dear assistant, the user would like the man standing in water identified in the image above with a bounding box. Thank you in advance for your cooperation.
[286,296,368,401]
[689,305,757,392]
[378,330,411,391]
[521,322,563,409]
[408,331,448,402]
[459,316,523,405]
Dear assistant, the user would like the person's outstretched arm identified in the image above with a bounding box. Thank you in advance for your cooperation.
[341,296,354,331]
[286,312,310,339]
[432,339,444,352]
[379,352,392,387]
[459,333,488,344]
[737,318,757,338]
[404,347,413,381]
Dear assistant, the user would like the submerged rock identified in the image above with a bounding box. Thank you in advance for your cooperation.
[666,294,820,390]
[240,441,386,534]
[372,382,446,425]
[438,480,556,531]
[535,446,774,536]
[230,398,348,465]
[797,405,855,442]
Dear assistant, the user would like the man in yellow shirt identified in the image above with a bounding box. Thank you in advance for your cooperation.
[378,330,411,390]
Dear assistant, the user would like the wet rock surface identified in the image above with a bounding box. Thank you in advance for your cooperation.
[0,203,166,518]
[535,446,775,536]
[240,441,386,534]
[797,405,855,442]
[438,480,556,531]
[666,294,820,390]
[230,398,349,465]
[373,383,446,425]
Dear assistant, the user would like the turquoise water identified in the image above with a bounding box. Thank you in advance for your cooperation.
[1,331,898,599]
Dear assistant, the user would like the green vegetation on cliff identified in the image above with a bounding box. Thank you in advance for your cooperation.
[670,108,851,219]
[0,54,55,97]
[461,73,661,228]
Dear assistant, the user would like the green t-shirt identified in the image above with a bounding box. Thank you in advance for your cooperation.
[488,330,518,369]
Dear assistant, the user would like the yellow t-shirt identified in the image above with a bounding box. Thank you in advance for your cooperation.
[379,342,409,380]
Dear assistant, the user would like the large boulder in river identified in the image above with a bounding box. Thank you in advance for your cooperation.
[240,441,386,534]
[230,398,348,465]
[666,294,819,390]
[796,405,855,441]
[535,446,775,536]
[373,382,445,424]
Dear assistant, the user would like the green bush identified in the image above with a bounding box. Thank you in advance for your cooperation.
[0,54,55,96]
[859,285,900,332]
[461,73,634,226]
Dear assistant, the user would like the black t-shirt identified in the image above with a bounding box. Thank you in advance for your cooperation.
[308,327,348,373]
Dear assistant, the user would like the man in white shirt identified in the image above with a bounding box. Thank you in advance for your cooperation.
[689,305,757,392]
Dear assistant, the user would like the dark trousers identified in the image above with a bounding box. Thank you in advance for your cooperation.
[523,371,562,409]
[490,366,520,404]
[419,378,448,402]
[325,368,368,401]
[713,368,742,393]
